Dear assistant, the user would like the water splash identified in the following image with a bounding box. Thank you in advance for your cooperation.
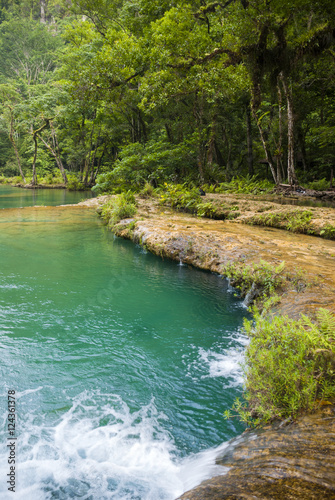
[0,392,231,500]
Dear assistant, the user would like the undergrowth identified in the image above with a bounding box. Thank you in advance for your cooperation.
[225,307,335,427]
[100,192,137,227]
[159,183,239,219]
[245,209,335,240]
[305,178,331,191]
[224,260,307,305]
[246,210,314,234]
[203,175,274,195]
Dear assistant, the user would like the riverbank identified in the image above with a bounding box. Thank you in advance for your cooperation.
[83,193,335,499]
[83,194,335,318]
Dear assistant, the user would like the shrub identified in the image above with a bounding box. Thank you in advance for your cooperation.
[67,174,86,191]
[215,175,274,194]
[196,202,216,218]
[139,182,156,199]
[160,183,201,211]
[306,178,330,191]
[224,260,287,299]
[93,139,198,194]
[100,192,137,227]
[225,308,335,426]
[320,224,335,240]
[246,210,313,234]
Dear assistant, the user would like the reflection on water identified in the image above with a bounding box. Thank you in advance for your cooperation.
[0,184,93,209]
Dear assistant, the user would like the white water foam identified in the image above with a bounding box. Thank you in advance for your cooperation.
[184,331,248,388]
[0,391,230,500]
[198,347,245,387]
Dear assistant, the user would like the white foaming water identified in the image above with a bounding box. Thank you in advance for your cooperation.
[184,330,248,388]
[198,347,245,386]
[0,391,230,500]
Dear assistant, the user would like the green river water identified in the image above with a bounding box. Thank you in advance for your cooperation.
[0,186,248,499]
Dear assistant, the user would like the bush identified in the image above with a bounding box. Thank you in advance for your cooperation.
[93,139,198,194]
[67,174,86,191]
[320,224,335,240]
[160,183,201,211]
[306,178,330,191]
[139,182,156,199]
[225,308,335,426]
[214,175,274,194]
[246,210,313,234]
[224,260,287,299]
[100,192,137,227]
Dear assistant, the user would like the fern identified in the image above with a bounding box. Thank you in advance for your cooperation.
[316,308,335,341]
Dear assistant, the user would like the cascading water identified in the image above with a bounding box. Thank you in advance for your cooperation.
[0,187,249,499]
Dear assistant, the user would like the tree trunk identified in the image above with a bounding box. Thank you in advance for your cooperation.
[280,72,298,185]
[50,122,68,183]
[252,108,278,184]
[38,134,68,184]
[276,82,285,183]
[207,111,217,171]
[222,125,233,178]
[8,107,26,183]
[40,0,46,23]
[193,93,206,182]
[31,119,51,186]
[246,103,254,176]
[83,123,95,185]
[32,132,38,186]
[91,144,106,184]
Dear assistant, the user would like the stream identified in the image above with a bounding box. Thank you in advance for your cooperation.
[0,186,249,499]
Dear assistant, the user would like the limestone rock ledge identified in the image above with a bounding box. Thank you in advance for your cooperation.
[177,406,335,499]
[111,204,335,318]
[91,197,335,499]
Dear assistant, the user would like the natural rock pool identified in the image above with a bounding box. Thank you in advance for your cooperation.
[0,187,249,499]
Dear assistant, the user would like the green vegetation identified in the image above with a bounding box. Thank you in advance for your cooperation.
[306,179,332,191]
[225,308,335,427]
[100,192,137,228]
[245,210,335,240]
[224,260,307,306]
[203,176,274,195]
[159,183,243,219]
[0,0,334,190]
[246,210,314,234]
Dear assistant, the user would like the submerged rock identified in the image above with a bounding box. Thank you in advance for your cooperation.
[177,405,335,499]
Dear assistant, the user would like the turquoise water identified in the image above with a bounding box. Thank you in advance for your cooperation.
[0,185,93,208]
[0,195,248,499]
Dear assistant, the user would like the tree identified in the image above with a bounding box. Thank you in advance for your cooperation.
[0,84,26,182]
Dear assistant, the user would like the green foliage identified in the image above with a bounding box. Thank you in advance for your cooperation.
[211,176,274,195]
[67,174,86,191]
[160,183,200,210]
[93,140,197,194]
[196,202,216,218]
[305,178,331,191]
[139,182,156,199]
[100,192,137,227]
[225,308,335,426]
[320,224,335,240]
[0,0,334,190]
[224,260,287,299]
[246,210,313,234]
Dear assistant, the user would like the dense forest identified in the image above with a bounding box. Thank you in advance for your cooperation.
[0,0,334,191]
